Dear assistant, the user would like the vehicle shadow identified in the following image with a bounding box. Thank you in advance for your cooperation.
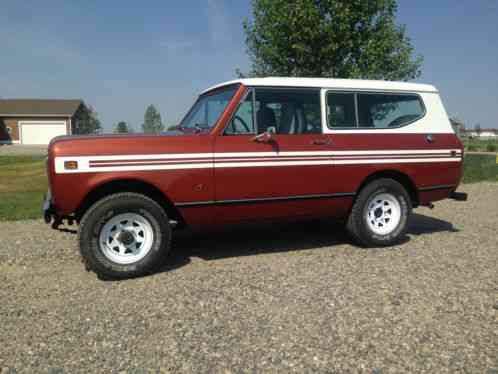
[408,213,460,235]
[159,212,459,272]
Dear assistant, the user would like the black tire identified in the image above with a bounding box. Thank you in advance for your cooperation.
[78,192,171,279]
[347,178,412,247]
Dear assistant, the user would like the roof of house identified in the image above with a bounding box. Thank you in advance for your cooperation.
[0,99,83,117]
[202,77,438,94]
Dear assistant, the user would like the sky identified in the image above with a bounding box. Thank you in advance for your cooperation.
[1,0,497,132]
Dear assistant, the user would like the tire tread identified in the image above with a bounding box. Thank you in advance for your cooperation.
[347,178,411,247]
[78,192,170,279]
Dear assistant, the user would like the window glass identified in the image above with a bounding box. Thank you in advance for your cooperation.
[254,89,322,134]
[326,92,356,128]
[358,93,424,128]
[225,91,255,135]
[180,85,238,131]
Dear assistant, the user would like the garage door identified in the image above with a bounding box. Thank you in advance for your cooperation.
[20,122,67,145]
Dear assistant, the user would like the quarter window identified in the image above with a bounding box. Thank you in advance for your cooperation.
[326,91,425,129]
[358,93,424,128]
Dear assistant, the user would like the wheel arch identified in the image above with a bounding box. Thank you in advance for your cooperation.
[75,178,185,227]
[356,170,419,207]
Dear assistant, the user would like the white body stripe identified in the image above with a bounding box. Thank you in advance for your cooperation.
[84,153,214,161]
[54,149,462,174]
[216,158,460,169]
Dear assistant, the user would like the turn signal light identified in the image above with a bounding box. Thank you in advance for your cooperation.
[64,161,78,170]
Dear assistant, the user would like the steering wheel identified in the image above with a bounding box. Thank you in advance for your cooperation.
[387,114,419,127]
[231,115,251,133]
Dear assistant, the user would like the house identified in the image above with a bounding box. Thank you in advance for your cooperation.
[0,99,86,145]
[466,130,497,139]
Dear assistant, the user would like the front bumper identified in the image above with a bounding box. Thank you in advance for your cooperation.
[42,192,57,224]
[43,191,75,229]
[42,188,66,228]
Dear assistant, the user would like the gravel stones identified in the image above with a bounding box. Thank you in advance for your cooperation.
[0,182,497,372]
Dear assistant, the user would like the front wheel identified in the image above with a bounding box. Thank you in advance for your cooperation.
[347,178,412,247]
[79,193,171,279]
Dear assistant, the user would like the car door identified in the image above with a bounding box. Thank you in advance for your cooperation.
[213,87,343,223]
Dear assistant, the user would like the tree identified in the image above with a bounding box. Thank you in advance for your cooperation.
[241,0,423,80]
[114,121,133,134]
[141,105,164,134]
[73,105,102,135]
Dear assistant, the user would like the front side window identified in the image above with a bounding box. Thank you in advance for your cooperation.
[180,85,238,131]
[254,88,322,134]
[225,90,255,135]
[358,93,424,128]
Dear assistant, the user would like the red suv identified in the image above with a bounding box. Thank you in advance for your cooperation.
[44,77,466,279]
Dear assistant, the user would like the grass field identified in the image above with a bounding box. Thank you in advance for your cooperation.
[462,153,498,183]
[462,137,498,152]
[0,156,47,221]
[0,154,496,221]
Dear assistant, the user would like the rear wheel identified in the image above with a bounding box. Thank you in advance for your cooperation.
[347,178,411,247]
[79,193,171,279]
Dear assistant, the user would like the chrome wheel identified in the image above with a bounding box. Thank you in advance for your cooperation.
[365,193,401,236]
[99,213,154,265]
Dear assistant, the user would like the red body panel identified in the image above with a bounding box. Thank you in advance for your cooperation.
[326,133,463,206]
[49,134,216,225]
[47,84,464,228]
[213,134,340,222]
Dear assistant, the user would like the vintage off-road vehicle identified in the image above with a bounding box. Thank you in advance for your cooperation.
[44,78,467,278]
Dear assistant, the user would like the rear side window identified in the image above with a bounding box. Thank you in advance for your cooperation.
[327,93,356,128]
[326,91,425,129]
[358,93,424,128]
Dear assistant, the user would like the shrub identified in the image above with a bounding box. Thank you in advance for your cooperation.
[486,143,497,152]
[467,144,477,151]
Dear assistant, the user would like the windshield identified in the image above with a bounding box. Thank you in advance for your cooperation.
[179,85,239,132]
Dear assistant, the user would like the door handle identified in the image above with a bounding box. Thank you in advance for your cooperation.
[311,138,332,146]
[426,134,435,143]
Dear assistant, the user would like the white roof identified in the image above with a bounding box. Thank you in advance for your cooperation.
[202,77,438,94]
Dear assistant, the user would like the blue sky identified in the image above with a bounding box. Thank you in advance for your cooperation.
[1,1,497,131]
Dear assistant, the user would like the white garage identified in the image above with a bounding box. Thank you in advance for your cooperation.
[0,99,84,145]
[20,121,68,145]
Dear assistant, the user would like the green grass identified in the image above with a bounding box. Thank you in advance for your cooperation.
[0,156,47,221]
[462,153,498,184]
[0,153,496,221]
[462,138,498,152]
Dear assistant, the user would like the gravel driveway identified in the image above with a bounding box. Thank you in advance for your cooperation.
[1,183,497,373]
